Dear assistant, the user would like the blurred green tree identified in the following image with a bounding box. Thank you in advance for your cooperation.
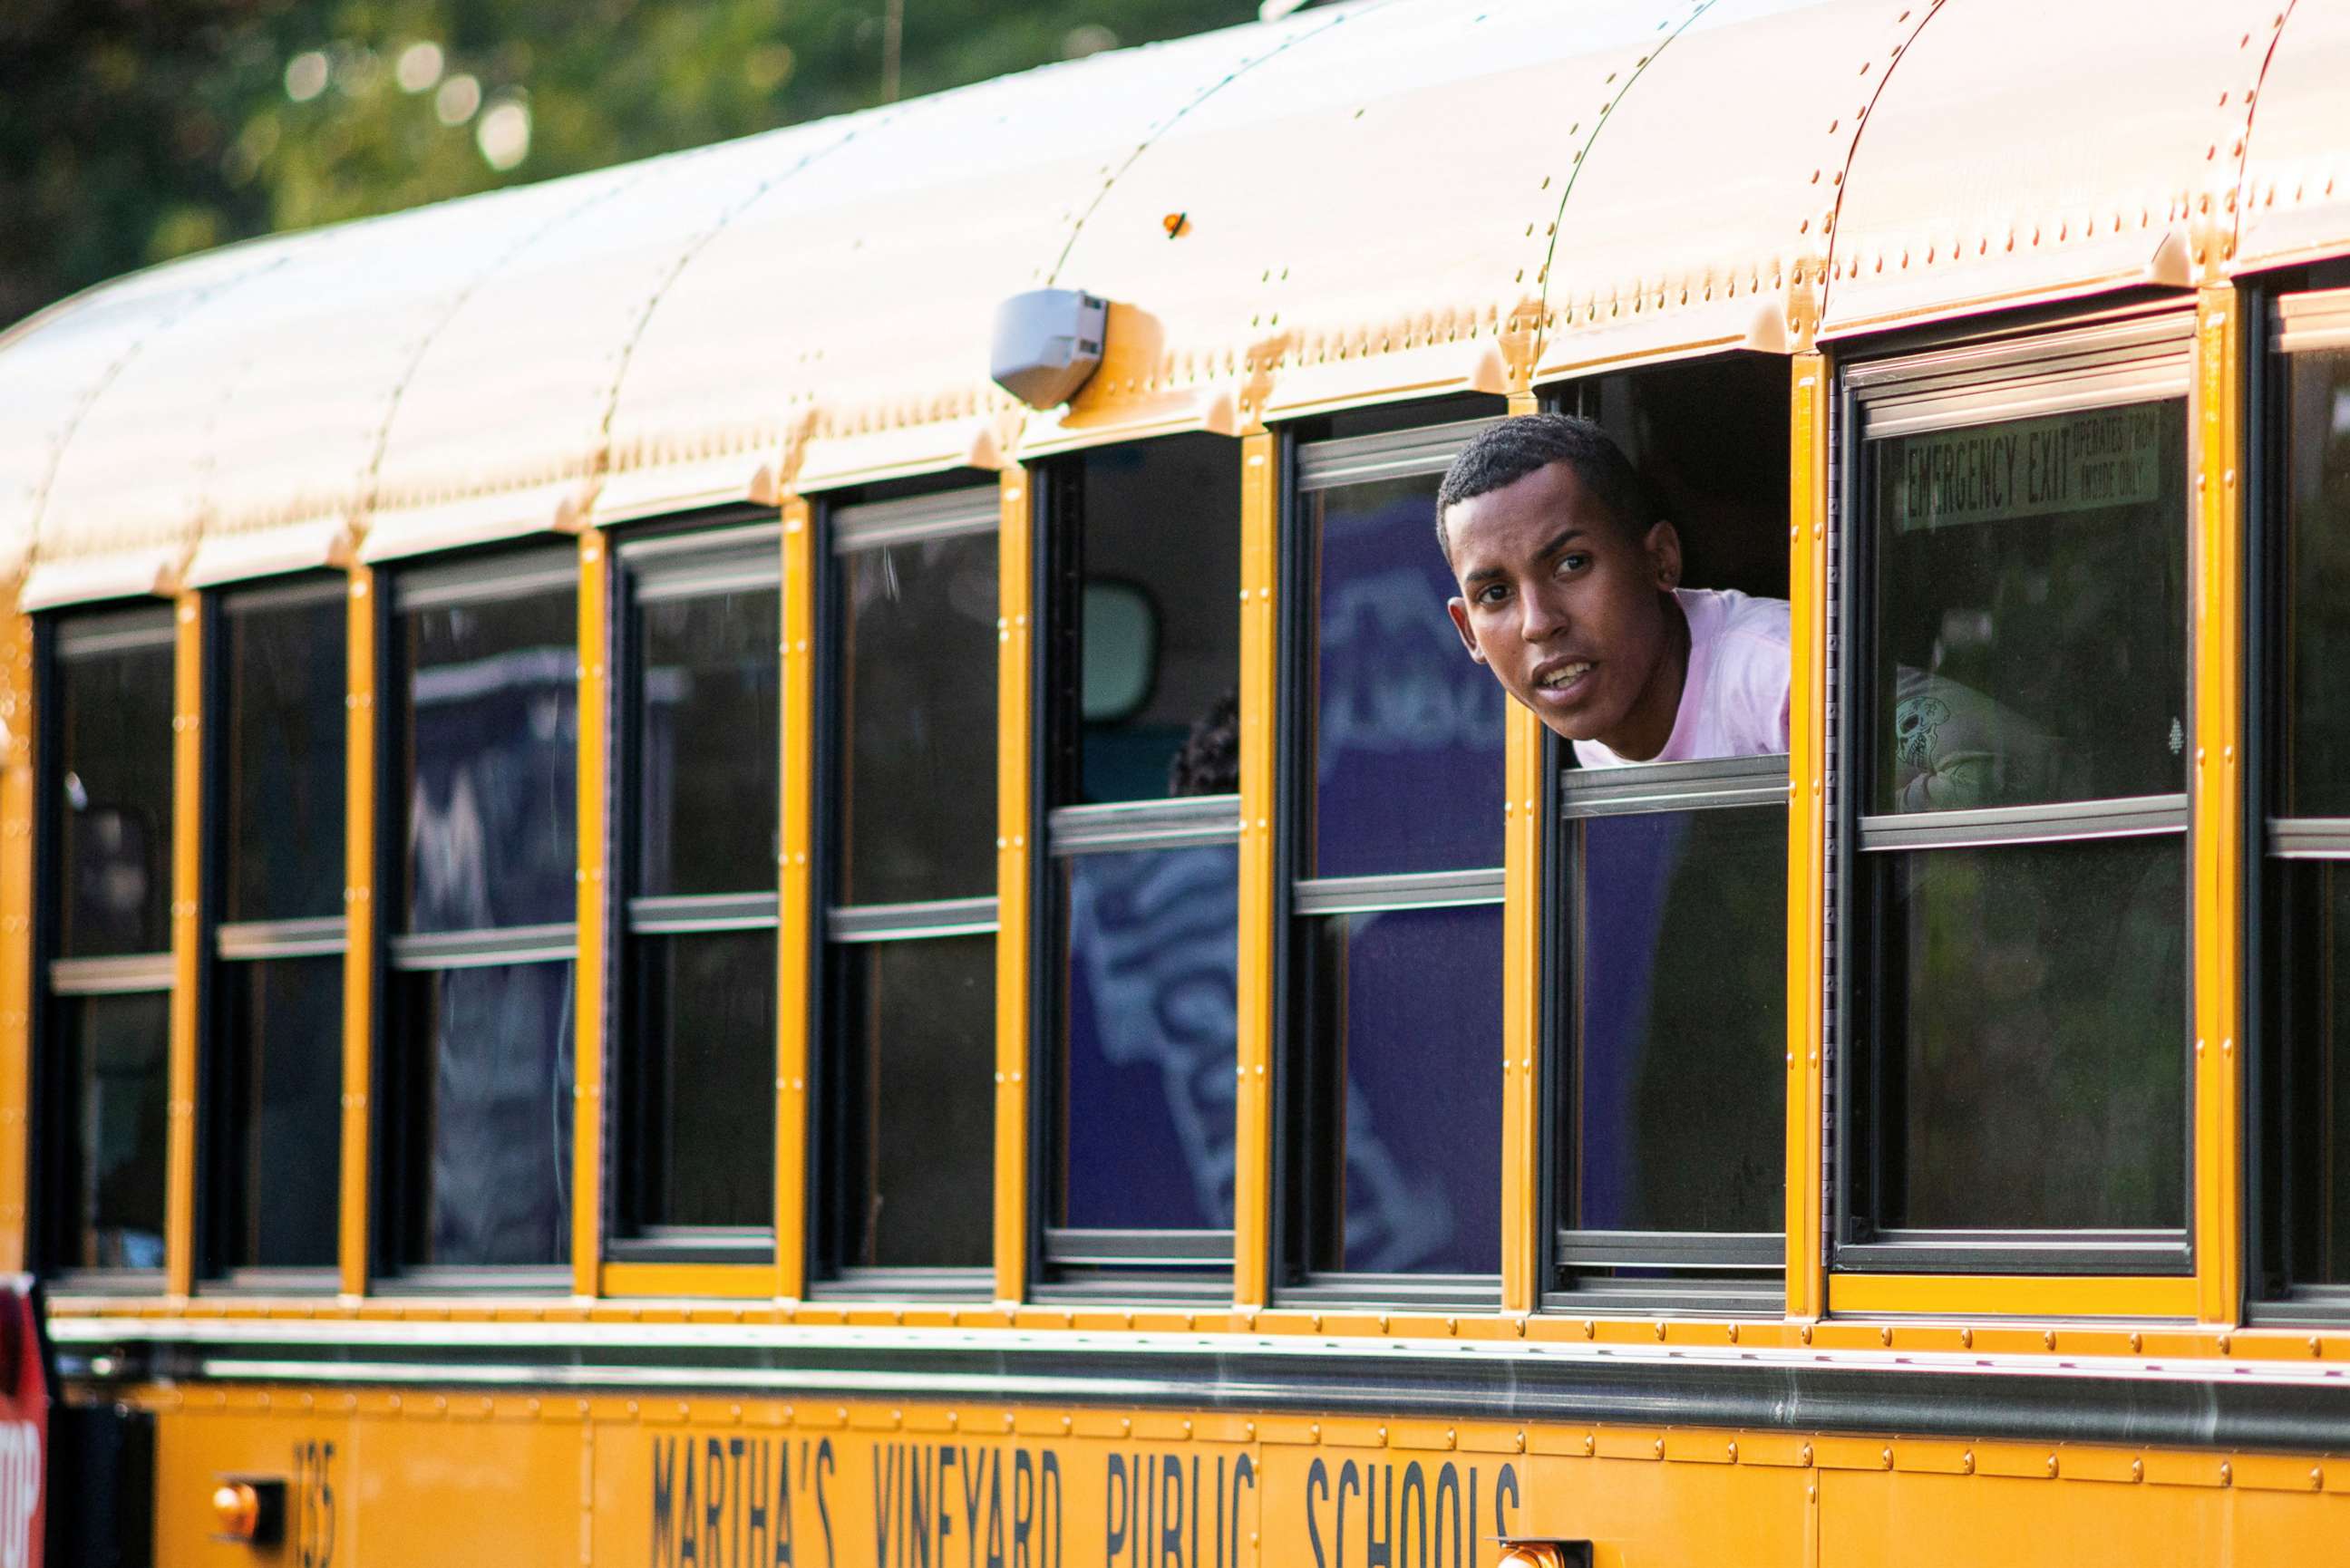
[0,0,1258,329]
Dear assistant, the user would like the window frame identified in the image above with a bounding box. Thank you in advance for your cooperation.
[1273,415,1508,1312]
[376,546,583,1292]
[605,516,783,1269]
[1831,308,2200,1281]
[1541,751,1791,1315]
[810,482,1002,1301]
[1021,447,1250,1302]
[34,604,180,1291]
[202,574,351,1292]
[2248,284,2350,1321]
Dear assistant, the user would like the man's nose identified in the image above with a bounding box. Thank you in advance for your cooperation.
[1519,585,1567,643]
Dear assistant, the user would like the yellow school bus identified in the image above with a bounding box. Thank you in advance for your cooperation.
[5,0,2350,1562]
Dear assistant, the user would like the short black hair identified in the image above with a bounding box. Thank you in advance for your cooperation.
[1432,413,1656,561]
[1169,690,1239,797]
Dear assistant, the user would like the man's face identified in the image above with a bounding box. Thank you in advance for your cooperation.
[1443,460,1683,750]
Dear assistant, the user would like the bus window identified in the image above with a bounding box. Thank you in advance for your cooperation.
[1040,436,1241,1293]
[41,606,178,1276]
[1841,317,2191,1272]
[1285,415,1504,1300]
[208,580,346,1279]
[384,552,579,1278]
[2261,295,2350,1306]
[819,486,998,1289]
[1545,361,1788,1308]
[611,526,780,1262]
[1553,762,1785,1301]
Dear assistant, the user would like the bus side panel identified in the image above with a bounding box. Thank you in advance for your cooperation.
[592,1414,1264,1568]
[151,1399,581,1568]
[1821,1467,2350,1566]
[132,1389,2350,1567]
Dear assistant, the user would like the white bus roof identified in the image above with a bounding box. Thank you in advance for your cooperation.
[2,0,2340,606]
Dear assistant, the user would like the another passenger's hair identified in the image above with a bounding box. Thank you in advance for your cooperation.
[1169,691,1240,797]
[1433,413,1658,560]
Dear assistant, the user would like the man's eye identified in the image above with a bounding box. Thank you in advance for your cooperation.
[1559,552,1591,574]
[1476,584,1510,605]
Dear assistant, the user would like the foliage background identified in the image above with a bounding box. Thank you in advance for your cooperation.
[0,0,1260,329]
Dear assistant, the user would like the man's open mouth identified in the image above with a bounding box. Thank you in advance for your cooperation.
[1534,660,1593,692]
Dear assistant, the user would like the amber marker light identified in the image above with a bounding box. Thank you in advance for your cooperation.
[209,1477,285,1545]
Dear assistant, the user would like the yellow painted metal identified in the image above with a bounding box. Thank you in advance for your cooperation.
[126,1383,2350,1567]
[2191,285,2247,1328]
[1828,1273,2202,1320]
[0,598,32,1272]
[1786,352,1830,1322]
[775,496,816,1302]
[573,531,610,1298]
[599,1263,778,1300]
[1234,431,1277,1309]
[339,568,376,1297]
[163,592,203,1300]
[995,466,1034,1305]
[1498,388,1544,1316]
[1498,711,1545,1316]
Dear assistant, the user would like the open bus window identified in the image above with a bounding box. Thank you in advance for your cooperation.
[1040,436,1241,1295]
[384,551,579,1279]
[1544,361,1790,1309]
[42,606,177,1278]
[1283,409,1505,1302]
[208,580,346,1279]
[1841,319,2191,1273]
[2261,305,2350,1308]
[819,485,998,1290]
[610,526,781,1262]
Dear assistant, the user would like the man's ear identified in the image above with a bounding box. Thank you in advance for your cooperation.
[1644,518,1685,592]
[1445,596,1488,664]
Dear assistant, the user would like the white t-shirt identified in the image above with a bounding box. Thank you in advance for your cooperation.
[1572,587,1791,768]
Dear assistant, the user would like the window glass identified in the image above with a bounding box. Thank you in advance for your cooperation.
[61,991,170,1270]
[223,593,346,923]
[1310,475,1505,877]
[832,934,994,1270]
[2272,861,2350,1284]
[1059,846,1238,1232]
[403,581,578,933]
[840,533,996,905]
[1073,438,1241,803]
[1307,904,1503,1275]
[1868,837,2184,1231]
[1868,402,2188,813]
[624,931,776,1230]
[1566,808,1784,1234]
[2284,349,2350,815]
[56,632,175,957]
[216,956,342,1268]
[636,587,780,898]
[393,961,574,1267]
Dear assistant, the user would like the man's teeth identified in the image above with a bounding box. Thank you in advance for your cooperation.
[1539,663,1591,689]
